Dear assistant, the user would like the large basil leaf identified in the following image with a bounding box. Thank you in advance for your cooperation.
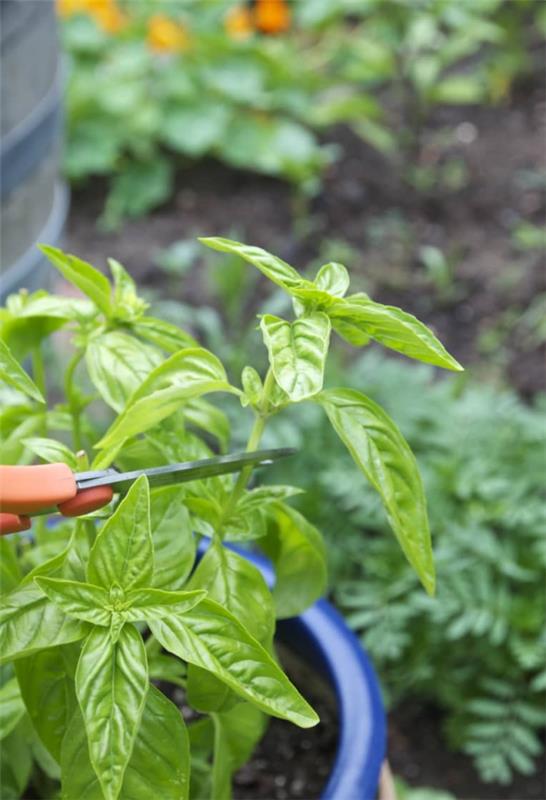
[0,583,87,664]
[15,647,76,761]
[86,331,161,412]
[35,577,110,626]
[62,686,190,800]
[96,348,236,449]
[40,246,112,317]
[260,313,331,401]
[21,437,77,469]
[0,721,32,798]
[183,398,230,452]
[317,388,435,594]
[87,475,153,591]
[261,503,328,618]
[0,539,22,595]
[0,678,25,740]
[149,486,196,590]
[330,295,463,370]
[124,587,206,621]
[149,598,318,728]
[76,624,148,800]
[132,316,197,353]
[211,703,266,800]
[0,340,44,402]
[187,542,274,644]
[199,237,303,290]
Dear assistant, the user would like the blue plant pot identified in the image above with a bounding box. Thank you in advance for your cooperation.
[197,541,386,800]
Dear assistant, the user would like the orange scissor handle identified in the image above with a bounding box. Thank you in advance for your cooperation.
[0,463,77,514]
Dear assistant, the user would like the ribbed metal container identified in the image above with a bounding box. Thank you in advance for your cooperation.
[1,0,69,301]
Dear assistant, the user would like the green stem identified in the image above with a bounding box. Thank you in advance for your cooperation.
[65,350,84,451]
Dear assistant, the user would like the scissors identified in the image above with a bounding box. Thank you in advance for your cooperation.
[0,448,294,535]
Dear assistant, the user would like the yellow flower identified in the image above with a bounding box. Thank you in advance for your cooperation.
[56,0,126,34]
[254,0,291,35]
[225,5,254,40]
[147,14,190,53]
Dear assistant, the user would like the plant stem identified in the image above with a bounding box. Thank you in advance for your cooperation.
[65,350,83,451]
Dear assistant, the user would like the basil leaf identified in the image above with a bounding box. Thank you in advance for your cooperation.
[62,686,190,800]
[76,624,148,800]
[150,486,196,591]
[40,245,112,317]
[96,348,236,449]
[124,587,206,621]
[261,503,328,618]
[0,539,22,595]
[86,331,161,412]
[330,295,463,371]
[184,398,230,452]
[0,583,88,664]
[332,317,371,346]
[211,703,265,800]
[0,340,44,402]
[188,542,274,644]
[187,665,237,714]
[0,678,25,740]
[241,365,263,408]
[199,237,303,290]
[0,721,32,797]
[318,388,435,594]
[108,259,148,322]
[149,598,319,728]
[87,475,153,591]
[21,437,77,469]
[314,262,350,297]
[132,316,197,352]
[260,312,331,401]
[15,647,76,761]
[35,577,110,626]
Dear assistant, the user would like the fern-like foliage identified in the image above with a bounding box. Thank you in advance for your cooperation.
[264,351,546,786]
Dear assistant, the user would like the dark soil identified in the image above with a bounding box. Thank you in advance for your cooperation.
[66,80,545,396]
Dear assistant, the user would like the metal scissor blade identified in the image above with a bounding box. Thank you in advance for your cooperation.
[75,448,296,493]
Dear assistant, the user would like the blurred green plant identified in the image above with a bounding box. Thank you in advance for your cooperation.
[60,0,544,225]
[262,351,546,786]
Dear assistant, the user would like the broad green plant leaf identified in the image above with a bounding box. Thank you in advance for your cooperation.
[131,316,197,353]
[149,486,196,590]
[40,245,112,317]
[123,587,206,621]
[0,539,23,595]
[184,398,230,452]
[0,583,88,664]
[149,598,318,728]
[15,647,76,761]
[261,503,328,618]
[0,678,26,740]
[35,577,111,626]
[22,437,77,469]
[0,339,44,402]
[62,686,190,800]
[330,295,463,371]
[87,475,153,591]
[211,703,265,800]
[86,331,161,412]
[96,348,236,449]
[199,237,303,291]
[0,721,32,798]
[314,262,350,297]
[260,313,331,401]
[317,388,435,594]
[76,624,148,800]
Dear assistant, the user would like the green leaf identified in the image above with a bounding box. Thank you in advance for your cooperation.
[222,485,303,543]
[149,486,196,591]
[86,331,161,412]
[62,685,190,800]
[39,245,112,317]
[15,647,76,761]
[0,539,22,595]
[188,541,274,644]
[87,475,153,591]
[261,503,328,618]
[260,313,331,401]
[198,237,303,291]
[108,259,148,321]
[314,262,350,297]
[0,678,25,740]
[332,318,371,346]
[0,340,44,402]
[96,348,236,449]
[22,437,77,469]
[184,398,230,452]
[76,624,148,800]
[0,721,32,797]
[132,316,197,353]
[317,388,435,594]
[103,158,173,229]
[241,365,263,408]
[149,598,318,728]
[124,587,206,621]
[211,703,265,800]
[0,583,88,664]
[330,295,463,370]
[35,577,110,626]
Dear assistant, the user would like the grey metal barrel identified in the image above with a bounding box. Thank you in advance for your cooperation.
[1,0,69,301]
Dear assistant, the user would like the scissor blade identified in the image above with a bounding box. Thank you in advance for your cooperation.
[75,448,296,493]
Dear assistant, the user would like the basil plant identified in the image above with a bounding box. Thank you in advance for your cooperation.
[0,239,461,799]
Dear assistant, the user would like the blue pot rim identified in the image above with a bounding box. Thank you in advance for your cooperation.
[198,540,386,800]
